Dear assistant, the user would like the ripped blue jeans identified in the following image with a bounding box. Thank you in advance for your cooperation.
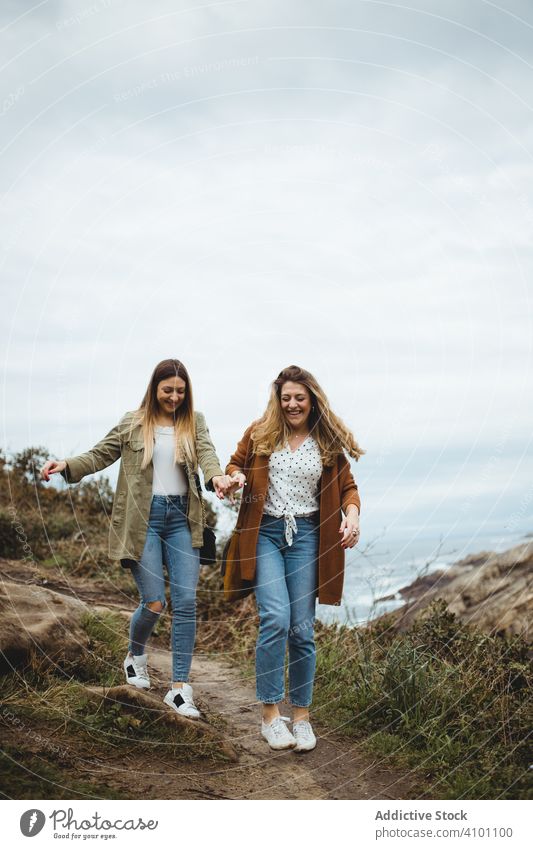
[128,494,200,682]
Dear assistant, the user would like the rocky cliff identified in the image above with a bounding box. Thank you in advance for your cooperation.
[377,539,533,640]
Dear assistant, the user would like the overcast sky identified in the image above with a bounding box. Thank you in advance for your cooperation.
[1,0,532,545]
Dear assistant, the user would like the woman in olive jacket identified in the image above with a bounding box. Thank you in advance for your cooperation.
[227,365,364,752]
[41,358,233,719]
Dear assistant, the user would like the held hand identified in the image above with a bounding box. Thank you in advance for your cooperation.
[212,474,236,500]
[339,509,360,549]
[229,472,246,490]
[40,459,67,482]
[227,472,246,504]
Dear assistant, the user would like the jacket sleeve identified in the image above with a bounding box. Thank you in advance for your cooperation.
[226,425,253,476]
[61,420,124,484]
[339,454,361,515]
[195,412,224,491]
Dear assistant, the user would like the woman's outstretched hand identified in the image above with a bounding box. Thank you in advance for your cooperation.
[339,506,360,549]
[40,459,67,482]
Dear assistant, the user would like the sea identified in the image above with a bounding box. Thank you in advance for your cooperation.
[212,500,530,627]
[317,527,531,626]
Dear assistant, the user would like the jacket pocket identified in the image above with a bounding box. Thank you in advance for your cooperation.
[122,437,144,468]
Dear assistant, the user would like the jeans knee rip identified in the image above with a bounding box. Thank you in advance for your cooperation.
[144,600,166,614]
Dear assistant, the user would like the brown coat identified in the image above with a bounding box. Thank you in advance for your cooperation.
[226,425,361,605]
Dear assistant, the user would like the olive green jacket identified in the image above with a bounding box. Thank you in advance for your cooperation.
[62,410,223,561]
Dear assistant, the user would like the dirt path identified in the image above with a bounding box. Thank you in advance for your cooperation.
[1,560,421,800]
[144,647,419,800]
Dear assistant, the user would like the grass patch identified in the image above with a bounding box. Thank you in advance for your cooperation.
[41,538,137,589]
[196,565,258,656]
[312,601,532,800]
[0,745,128,800]
[76,610,129,686]
[197,587,532,799]
[2,667,223,758]
[0,606,229,798]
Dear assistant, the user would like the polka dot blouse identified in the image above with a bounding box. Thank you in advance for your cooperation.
[263,435,323,545]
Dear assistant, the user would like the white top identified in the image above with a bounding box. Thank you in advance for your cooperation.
[263,435,322,545]
[151,426,189,496]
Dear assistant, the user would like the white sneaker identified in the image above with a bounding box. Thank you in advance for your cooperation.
[163,684,201,719]
[123,653,150,689]
[261,715,296,750]
[292,719,317,752]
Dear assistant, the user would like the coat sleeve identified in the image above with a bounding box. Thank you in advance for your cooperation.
[61,419,125,484]
[338,454,361,515]
[195,412,224,491]
[226,425,253,476]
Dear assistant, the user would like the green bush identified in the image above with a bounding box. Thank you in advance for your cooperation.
[313,600,532,799]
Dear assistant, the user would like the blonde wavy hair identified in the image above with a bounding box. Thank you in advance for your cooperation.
[251,365,365,467]
[129,359,197,469]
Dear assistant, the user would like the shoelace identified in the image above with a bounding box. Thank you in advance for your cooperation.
[131,660,148,680]
[267,716,291,737]
[180,688,197,708]
[293,721,313,738]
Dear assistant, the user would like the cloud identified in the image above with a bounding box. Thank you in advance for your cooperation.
[1,0,532,541]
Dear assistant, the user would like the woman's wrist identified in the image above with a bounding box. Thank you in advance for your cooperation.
[345,504,359,517]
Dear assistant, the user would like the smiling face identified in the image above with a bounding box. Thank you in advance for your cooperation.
[155,375,187,417]
[279,381,312,431]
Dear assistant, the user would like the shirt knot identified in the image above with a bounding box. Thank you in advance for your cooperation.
[284,512,298,546]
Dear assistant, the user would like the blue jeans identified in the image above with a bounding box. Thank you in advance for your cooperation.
[128,494,200,683]
[254,514,319,707]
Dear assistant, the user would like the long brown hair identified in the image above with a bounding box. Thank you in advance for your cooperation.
[129,359,196,469]
[251,364,365,467]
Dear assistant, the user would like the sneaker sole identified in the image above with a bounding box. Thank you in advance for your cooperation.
[261,734,297,751]
[293,742,317,753]
[124,677,150,689]
[163,696,200,720]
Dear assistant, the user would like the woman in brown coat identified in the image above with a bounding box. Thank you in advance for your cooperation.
[226,365,364,752]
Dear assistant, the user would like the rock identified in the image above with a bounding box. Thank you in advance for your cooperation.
[0,580,90,673]
[375,592,398,603]
[85,685,239,762]
[375,540,533,640]
[395,570,449,600]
